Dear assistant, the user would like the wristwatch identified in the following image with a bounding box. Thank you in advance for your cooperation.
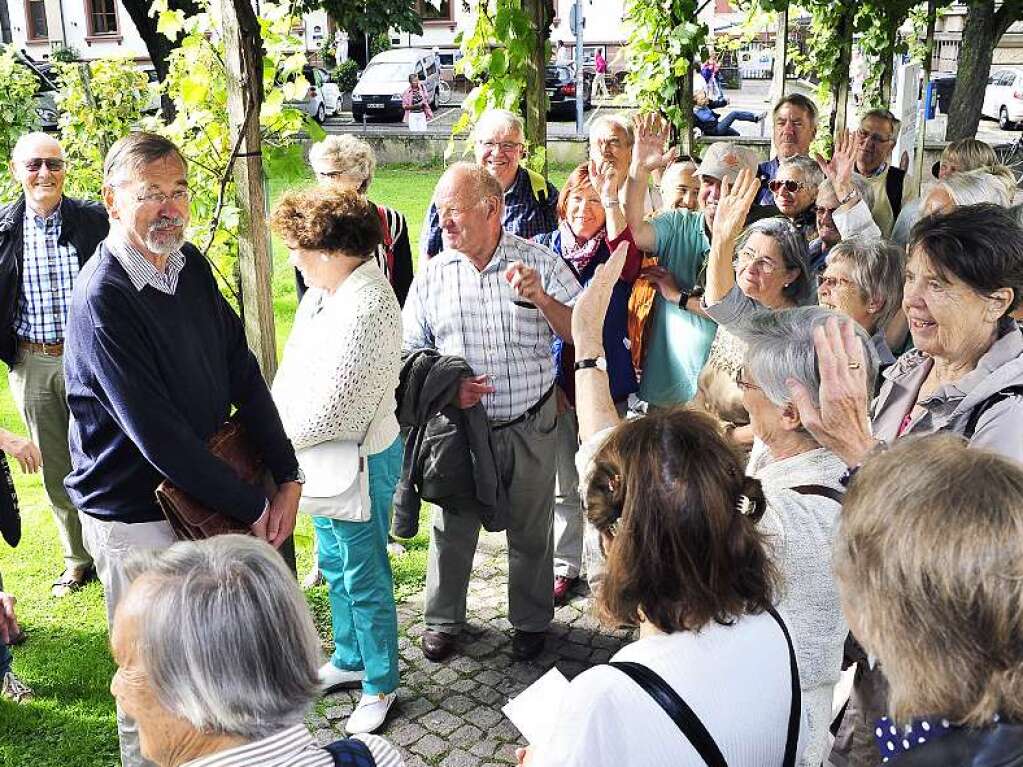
[838,187,860,206]
[574,357,608,372]
[279,467,306,485]
[602,197,620,208]
[677,285,704,310]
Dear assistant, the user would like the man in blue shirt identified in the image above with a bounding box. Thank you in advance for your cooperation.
[756,94,818,205]
[419,109,558,260]
[64,132,302,767]
[0,133,108,597]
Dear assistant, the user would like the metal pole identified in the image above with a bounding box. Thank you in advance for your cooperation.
[914,0,937,197]
[574,0,584,137]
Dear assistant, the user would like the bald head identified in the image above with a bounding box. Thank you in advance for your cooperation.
[434,162,503,262]
[10,132,66,217]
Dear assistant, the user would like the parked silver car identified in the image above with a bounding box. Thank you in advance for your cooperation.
[287,65,342,123]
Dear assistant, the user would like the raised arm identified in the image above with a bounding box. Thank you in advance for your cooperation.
[624,113,677,252]
[704,168,760,304]
[817,130,882,240]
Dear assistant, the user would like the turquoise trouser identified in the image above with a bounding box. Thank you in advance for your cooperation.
[313,436,402,695]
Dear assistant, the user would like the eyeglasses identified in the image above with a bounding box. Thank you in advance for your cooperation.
[478,140,523,154]
[857,129,894,144]
[768,179,808,194]
[23,158,66,172]
[817,206,838,217]
[734,369,760,392]
[133,189,191,206]
[817,274,856,290]
[733,249,779,274]
[316,170,359,180]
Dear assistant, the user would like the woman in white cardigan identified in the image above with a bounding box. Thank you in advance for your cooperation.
[270,188,403,736]
[537,248,878,767]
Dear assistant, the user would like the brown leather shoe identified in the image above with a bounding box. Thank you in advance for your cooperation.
[421,629,456,662]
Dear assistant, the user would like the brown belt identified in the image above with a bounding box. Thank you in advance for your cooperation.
[18,339,64,356]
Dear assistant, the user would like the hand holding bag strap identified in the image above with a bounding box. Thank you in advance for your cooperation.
[607,661,728,767]
[766,606,802,767]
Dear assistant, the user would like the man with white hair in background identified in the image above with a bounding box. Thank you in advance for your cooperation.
[420,109,558,259]
[0,132,108,598]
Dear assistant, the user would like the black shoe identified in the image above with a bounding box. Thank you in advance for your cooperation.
[510,630,545,661]
[421,629,456,662]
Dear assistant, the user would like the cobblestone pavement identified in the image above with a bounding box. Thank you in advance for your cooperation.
[306,529,634,766]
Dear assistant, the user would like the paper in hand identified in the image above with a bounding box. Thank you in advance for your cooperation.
[502,667,571,745]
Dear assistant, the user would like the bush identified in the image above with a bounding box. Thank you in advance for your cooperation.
[50,44,80,63]
[334,59,358,92]
[0,49,42,199]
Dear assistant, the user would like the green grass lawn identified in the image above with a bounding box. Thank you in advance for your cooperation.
[0,160,576,766]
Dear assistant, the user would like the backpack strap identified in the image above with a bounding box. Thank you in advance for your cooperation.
[607,661,728,767]
[324,738,376,767]
[766,606,802,767]
[790,484,845,505]
[524,166,550,204]
[962,385,1023,439]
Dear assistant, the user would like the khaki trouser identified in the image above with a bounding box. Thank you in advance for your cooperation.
[425,395,558,634]
[79,512,177,767]
[8,349,92,571]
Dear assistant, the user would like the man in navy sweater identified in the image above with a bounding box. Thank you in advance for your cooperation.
[63,132,303,767]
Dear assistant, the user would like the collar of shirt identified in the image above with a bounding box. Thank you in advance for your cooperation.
[106,232,186,294]
[434,230,516,274]
[181,724,330,767]
[24,203,61,232]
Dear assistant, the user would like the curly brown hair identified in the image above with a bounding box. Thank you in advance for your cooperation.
[586,408,776,634]
[270,188,383,260]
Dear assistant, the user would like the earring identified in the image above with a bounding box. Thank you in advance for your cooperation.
[784,282,790,288]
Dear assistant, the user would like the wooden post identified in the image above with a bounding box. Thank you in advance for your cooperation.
[522,0,550,177]
[771,5,789,104]
[217,0,278,381]
[914,0,937,196]
[680,60,695,157]
[832,4,854,135]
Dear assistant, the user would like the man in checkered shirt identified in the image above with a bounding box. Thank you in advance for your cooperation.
[0,133,108,597]
[403,162,580,664]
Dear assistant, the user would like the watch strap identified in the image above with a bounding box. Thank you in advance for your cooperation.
[574,357,607,372]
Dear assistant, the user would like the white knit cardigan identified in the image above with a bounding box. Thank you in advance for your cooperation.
[271,261,401,456]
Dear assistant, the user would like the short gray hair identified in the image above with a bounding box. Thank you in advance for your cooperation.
[818,176,874,210]
[826,236,906,328]
[104,132,187,186]
[736,217,815,305]
[123,535,321,740]
[778,154,824,194]
[740,306,878,410]
[308,134,377,191]
[475,108,524,141]
[939,166,1016,207]
[589,114,634,146]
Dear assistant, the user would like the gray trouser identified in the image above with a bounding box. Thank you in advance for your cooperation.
[8,350,92,571]
[79,513,177,767]
[553,408,582,579]
[425,395,557,634]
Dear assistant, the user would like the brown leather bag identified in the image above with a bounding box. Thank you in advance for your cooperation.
[155,418,276,540]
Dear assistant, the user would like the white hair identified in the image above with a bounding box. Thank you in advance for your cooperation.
[778,154,825,194]
[308,134,377,189]
[475,108,524,140]
[123,536,321,740]
[826,236,906,329]
[12,131,62,161]
[588,113,634,146]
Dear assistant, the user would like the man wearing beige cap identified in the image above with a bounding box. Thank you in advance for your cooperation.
[623,115,765,408]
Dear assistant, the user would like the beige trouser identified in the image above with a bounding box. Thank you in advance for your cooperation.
[79,513,177,767]
[8,349,92,571]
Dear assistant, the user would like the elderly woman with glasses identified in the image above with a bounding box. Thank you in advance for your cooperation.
[770,154,823,242]
[108,536,405,767]
[556,250,879,767]
[304,134,413,306]
[834,436,1023,766]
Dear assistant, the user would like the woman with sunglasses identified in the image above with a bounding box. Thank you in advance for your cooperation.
[769,155,823,242]
[518,251,877,767]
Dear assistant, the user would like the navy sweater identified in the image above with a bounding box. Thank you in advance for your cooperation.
[64,241,298,524]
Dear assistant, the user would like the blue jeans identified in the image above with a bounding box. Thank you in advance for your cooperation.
[708,110,759,137]
[313,436,402,695]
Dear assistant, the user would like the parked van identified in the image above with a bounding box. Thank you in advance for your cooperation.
[351,48,440,122]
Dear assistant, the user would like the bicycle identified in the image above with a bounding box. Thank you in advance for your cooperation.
[994,133,1023,190]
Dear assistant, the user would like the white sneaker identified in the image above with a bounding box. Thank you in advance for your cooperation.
[318,661,364,692]
[345,691,397,734]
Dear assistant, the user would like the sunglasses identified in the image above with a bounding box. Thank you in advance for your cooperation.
[768,179,807,194]
[23,158,66,172]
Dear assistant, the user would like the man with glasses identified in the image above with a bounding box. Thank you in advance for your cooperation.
[63,132,302,767]
[0,132,108,597]
[756,93,819,205]
[419,109,558,260]
[853,108,907,237]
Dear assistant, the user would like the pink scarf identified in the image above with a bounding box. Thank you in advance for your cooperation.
[558,220,606,276]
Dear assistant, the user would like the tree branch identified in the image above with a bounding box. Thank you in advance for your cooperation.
[995,0,1023,39]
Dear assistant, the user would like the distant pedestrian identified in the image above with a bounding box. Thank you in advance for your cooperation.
[401,73,432,133]
[592,49,609,100]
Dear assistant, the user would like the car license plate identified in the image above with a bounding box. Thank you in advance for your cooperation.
[368,103,384,109]
[546,89,556,96]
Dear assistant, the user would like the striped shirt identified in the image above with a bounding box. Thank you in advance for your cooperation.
[105,232,186,295]
[13,206,80,344]
[181,724,404,767]
[403,230,580,421]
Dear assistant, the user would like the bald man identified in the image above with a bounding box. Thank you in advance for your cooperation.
[0,132,108,596]
[403,161,579,663]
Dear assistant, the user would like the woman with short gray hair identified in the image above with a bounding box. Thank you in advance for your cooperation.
[109,535,405,766]
[570,248,877,767]
[771,154,824,241]
[817,235,904,370]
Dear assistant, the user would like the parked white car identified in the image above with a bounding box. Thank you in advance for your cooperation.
[351,48,440,122]
[288,65,342,123]
[983,67,1023,129]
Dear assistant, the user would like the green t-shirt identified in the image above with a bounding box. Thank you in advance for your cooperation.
[639,210,719,408]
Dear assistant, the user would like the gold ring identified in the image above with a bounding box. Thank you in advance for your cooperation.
[848,361,862,370]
